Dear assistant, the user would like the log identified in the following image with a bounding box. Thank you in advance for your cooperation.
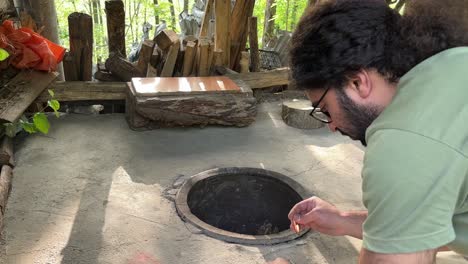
[94,70,121,82]
[0,71,58,123]
[105,0,126,57]
[182,41,197,76]
[136,40,155,75]
[248,17,260,72]
[63,12,93,81]
[282,99,324,129]
[62,52,78,81]
[198,38,211,76]
[0,137,14,167]
[126,79,256,129]
[214,0,230,66]
[199,0,214,38]
[239,51,250,73]
[0,165,12,215]
[160,41,180,77]
[230,0,255,71]
[105,53,144,81]
[36,68,291,102]
[154,30,179,50]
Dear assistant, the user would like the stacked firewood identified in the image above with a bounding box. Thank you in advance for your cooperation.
[95,29,247,82]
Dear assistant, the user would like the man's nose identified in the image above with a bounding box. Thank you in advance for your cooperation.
[328,122,337,132]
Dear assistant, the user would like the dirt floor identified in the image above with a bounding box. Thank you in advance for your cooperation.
[0,101,466,264]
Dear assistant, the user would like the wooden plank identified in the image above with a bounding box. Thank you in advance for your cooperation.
[0,137,14,167]
[0,165,12,215]
[154,30,179,50]
[214,0,230,66]
[182,41,197,76]
[63,12,93,81]
[35,68,290,102]
[248,16,260,72]
[199,0,214,38]
[160,40,180,77]
[0,71,58,123]
[230,0,255,71]
[136,40,155,75]
[105,0,126,57]
[198,38,210,76]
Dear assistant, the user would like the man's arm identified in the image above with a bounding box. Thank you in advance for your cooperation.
[359,248,437,264]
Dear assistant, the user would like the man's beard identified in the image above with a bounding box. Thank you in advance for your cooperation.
[335,89,381,146]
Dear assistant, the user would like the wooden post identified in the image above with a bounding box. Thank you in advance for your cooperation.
[211,49,224,75]
[105,0,126,57]
[199,0,214,38]
[160,41,180,77]
[0,137,14,167]
[63,12,93,81]
[248,17,260,72]
[214,0,230,66]
[240,51,250,73]
[136,40,155,75]
[198,38,211,76]
[230,0,255,71]
[150,47,160,67]
[182,41,197,76]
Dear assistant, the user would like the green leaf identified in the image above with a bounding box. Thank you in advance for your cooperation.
[20,122,37,134]
[48,89,55,97]
[33,113,50,134]
[48,99,60,112]
[0,48,9,61]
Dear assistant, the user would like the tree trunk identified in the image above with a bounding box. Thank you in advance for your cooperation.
[168,0,176,30]
[105,0,126,57]
[184,0,189,12]
[153,0,159,25]
[262,0,276,48]
[405,0,468,43]
[290,0,297,31]
[285,0,290,31]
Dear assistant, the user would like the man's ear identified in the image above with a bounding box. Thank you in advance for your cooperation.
[347,70,372,99]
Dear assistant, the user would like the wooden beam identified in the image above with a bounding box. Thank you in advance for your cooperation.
[105,0,126,57]
[160,40,180,77]
[199,0,214,38]
[182,41,197,76]
[63,12,93,81]
[36,68,290,102]
[136,40,155,75]
[0,71,58,123]
[154,30,179,50]
[230,0,255,71]
[248,17,260,72]
[198,38,211,76]
[214,0,230,66]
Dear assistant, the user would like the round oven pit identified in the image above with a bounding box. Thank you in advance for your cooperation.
[175,167,310,245]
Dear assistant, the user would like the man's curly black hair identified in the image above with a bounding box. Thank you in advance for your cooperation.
[290,0,465,90]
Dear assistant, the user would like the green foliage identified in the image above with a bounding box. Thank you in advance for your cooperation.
[0,48,9,61]
[2,90,60,138]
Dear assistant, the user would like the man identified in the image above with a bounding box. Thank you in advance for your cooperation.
[280,0,468,263]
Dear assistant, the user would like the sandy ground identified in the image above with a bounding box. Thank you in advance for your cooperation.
[0,101,465,264]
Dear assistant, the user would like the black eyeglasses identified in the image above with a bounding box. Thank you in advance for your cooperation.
[309,87,332,123]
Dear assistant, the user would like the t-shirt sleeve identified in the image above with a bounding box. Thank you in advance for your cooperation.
[362,129,466,254]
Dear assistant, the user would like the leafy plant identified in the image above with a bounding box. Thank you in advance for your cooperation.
[3,89,60,137]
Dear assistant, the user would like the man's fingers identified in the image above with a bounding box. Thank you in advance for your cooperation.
[294,209,318,225]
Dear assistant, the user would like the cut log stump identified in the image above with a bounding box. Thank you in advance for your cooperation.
[126,76,257,129]
[282,99,324,129]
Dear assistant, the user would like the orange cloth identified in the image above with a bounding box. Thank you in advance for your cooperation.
[0,20,65,71]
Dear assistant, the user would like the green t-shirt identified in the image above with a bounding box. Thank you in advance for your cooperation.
[362,47,468,255]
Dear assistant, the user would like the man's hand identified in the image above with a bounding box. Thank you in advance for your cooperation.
[266,257,290,264]
[288,196,367,239]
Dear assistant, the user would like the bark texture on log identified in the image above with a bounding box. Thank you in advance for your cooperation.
[126,81,257,129]
[0,137,14,167]
[105,0,126,57]
[282,99,324,129]
[248,17,260,72]
[105,53,144,81]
